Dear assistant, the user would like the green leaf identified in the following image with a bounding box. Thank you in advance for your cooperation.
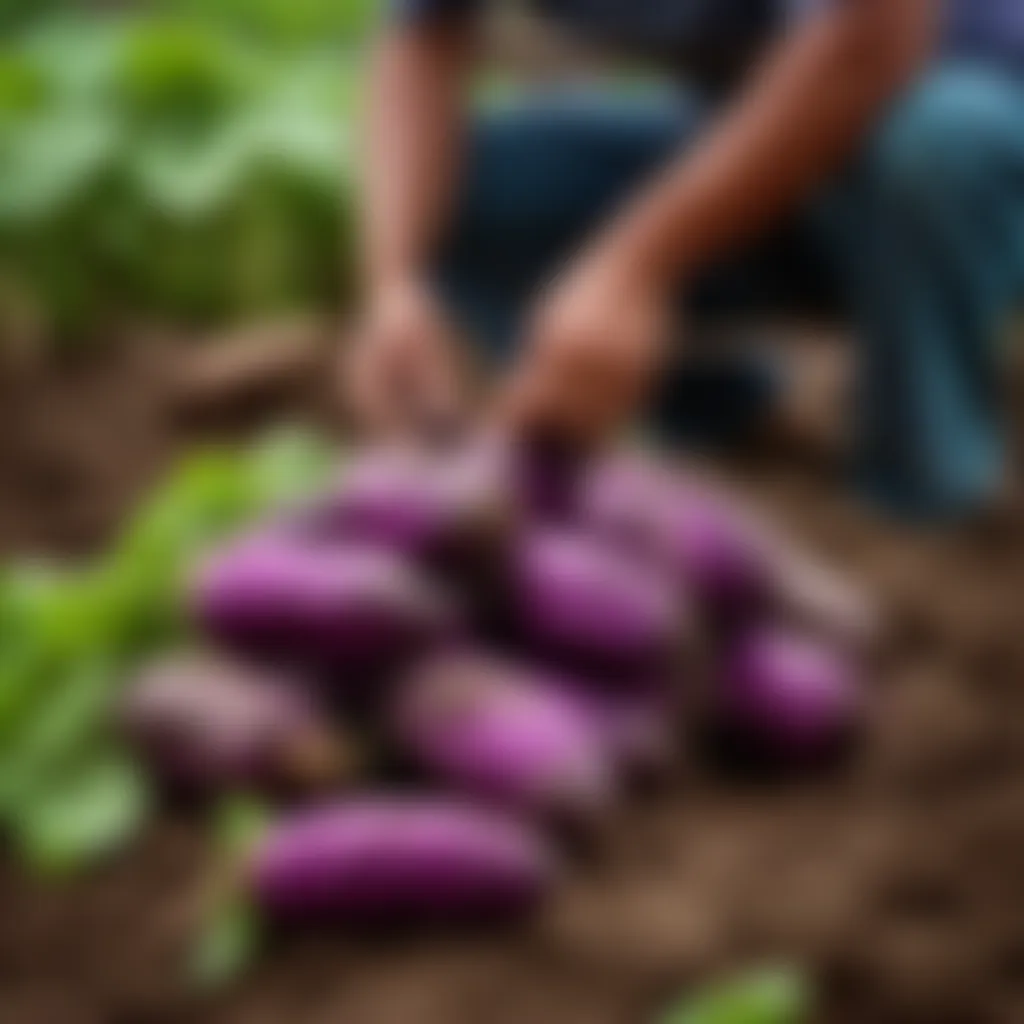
[114,448,253,569]
[0,109,118,224]
[130,122,259,220]
[189,896,262,992]
[254,105,342,187]
[245,424,333,506]
[659,967,810,1024]
[19,17,125,103]
[0,658,116,813]
[0,53,49,120]
[0,567,107,739]
[214,794,272,854]
[17,754,151,874]
[115,20,253,128]
[188,796,270,991]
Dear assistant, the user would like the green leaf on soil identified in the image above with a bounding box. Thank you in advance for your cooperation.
[0,657,116,812]
[16,754,151,875]
[659,966,810,1024]
[189,894,263,992]
[214,793,273,854]
[244,423,334,507]
[188,796,270,991]
[0,428,331,873]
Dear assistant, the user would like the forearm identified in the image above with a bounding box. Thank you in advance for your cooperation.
[360,21,474,299]
[603,0,937,286]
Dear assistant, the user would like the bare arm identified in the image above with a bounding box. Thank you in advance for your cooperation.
[506,0,938,441]
[347,18,476,435]
[361,19,475,298]
[602,0,938,286]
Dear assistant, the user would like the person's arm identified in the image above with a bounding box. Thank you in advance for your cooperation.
[504,0,938,441]
[347,13,476,435]
[362,15,475,298]
[601,0,936,285]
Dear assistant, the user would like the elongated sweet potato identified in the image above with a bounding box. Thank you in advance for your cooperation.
[581,454,769,621]
[312,443,514,569]
[250,798,557,922]
[716,625,862,764]
[193,536,457,674]
[508,529,684,676]
[582,451,876,646]
[121,652,349,792]
[393,651,614,821]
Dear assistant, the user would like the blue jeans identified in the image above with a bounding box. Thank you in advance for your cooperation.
[438,68,1024,520]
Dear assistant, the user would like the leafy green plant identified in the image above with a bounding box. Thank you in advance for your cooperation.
[0,426,333,872]
[0,13,365,342]
[174,0,381,46]
[659,967,810,1024]
[189,796,272,990]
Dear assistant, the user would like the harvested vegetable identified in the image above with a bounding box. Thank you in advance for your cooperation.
[582,451,876,646]
[193,536,457,673]
[509,434,587,522]
[0,428,332,873]
[581,454,771,622]
[716,626,861,764]
[312,443,513,569]
[508,529,684,676]
[250,798,557,922]
[659,964,810,1024]
[393,651,614,821]
[121,652,351,792]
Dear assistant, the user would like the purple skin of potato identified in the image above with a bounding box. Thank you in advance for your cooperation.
[193,537,457,672]
[718,626,861,763]
[582,452,877,645]
[511,529,683,675]
[121,653,341,790]
[312,444,513,564]
[394,652,614,820]
[580,454,771,621]
[662,494,773,621]
[510,434,588,523]
[250,798,557,923]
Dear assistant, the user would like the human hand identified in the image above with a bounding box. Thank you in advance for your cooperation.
[344,279,465,439]
[499,245,673,444]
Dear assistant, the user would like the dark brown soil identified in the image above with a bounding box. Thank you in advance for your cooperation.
[1,330,1023,1024]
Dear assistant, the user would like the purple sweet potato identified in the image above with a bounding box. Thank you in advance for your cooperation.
[508,433,588,523]
[716,625,862,764]
[312,443,514,567]
[509,529,685,676]
[580,453,771,621]
[581,451,877,646]
[249,798,557,922]
[393,651,614,821]
[121,653,349,792]
[193,536,457,673]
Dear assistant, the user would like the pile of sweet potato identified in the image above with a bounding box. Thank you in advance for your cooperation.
[122,440,874,925]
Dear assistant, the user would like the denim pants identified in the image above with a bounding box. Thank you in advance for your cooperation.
[438,67,1024,519]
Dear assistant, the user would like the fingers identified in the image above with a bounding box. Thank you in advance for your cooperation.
[405,332,468,437]
[343,328,410,439]
[341,310,469,444]
[497,315,661,446]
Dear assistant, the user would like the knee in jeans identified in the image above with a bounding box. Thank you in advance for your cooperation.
[871,70,1016,201]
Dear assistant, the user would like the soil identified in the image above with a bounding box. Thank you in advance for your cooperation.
[1,328,1023,1024]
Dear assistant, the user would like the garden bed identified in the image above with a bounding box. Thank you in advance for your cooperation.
[1,330,1023,1024]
